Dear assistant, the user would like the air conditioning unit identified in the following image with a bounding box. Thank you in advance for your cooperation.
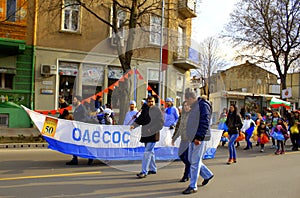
[41,64,56,76]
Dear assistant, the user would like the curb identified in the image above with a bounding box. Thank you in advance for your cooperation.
[0,143,48,149]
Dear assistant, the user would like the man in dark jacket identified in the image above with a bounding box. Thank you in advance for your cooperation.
[66,95,93,166]
[182,92,214,194]
[130,95,164,178]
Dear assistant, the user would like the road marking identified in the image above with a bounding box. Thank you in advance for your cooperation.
[0,171,101,181]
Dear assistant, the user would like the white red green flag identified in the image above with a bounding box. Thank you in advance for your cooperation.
[270,97,291,109]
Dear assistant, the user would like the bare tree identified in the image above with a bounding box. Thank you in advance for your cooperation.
[194,37,228,97]
[38,0,166,123]
[223,0,300,94]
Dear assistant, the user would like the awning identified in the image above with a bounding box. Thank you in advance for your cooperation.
[0,101,21,109]
[222,91,280,100]
[0,67,16,74]
[0,38,26,55]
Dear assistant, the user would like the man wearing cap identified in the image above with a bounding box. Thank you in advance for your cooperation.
[123,100,139,125]
[164,97,179,129]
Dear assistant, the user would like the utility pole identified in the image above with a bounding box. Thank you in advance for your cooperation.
[158,0,165,106]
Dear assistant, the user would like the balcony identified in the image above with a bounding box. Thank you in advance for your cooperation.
[173,46,200,70]
[178,0,197,18]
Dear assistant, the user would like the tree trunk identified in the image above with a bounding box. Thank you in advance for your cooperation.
[112,78,131,124]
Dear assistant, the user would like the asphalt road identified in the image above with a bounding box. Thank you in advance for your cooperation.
[0,142,300,198]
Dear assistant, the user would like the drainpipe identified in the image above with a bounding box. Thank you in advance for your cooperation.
[30,0,38,110]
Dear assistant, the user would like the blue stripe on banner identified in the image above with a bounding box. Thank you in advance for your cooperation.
[44,136,180,160]
[203,148,217,159]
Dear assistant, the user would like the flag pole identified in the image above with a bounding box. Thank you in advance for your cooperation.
[158,0,165,107]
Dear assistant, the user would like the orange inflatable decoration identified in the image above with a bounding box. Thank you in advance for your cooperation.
[236,132,245,142]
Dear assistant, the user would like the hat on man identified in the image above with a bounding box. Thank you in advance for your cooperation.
[166,97,173,103]
[129,100,136,106]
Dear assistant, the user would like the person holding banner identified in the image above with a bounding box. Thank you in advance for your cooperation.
[123,100,138,125]
[164,98,179,129]
[95,95,105,113]
[182,92,214,195]
[66,95,94,166]
[130,96,164,179]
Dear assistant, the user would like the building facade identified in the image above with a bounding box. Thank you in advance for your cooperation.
[209,61,281,124]
[0,0,34,128]
[32,0,199,123]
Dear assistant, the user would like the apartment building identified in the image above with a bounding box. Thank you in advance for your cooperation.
[0,0,34,127]
[34,0,199,116]
[1,0,200,127]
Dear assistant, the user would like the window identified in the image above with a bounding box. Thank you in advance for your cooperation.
[6,0,17,22]
[62,0,80,32]
[110,9,126,46]
[148,69,159,82]
[0,114,9,128]
[150,15,161,45]
[176,73,184,92]
[177,26,186,58]
[0,73,13,89]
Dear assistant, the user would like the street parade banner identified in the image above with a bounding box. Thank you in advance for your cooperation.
[22,106,223,160]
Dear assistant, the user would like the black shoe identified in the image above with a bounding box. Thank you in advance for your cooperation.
[202,175,214,186]
[66,160,78,165]
[87,159,93,165]
[136,172,147,178]
[182,186,197,194]
[243,147,249,150]
[148,170,157,175]
[180,176,189,182]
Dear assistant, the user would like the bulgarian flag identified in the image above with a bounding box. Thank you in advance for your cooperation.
[270,97,291,109]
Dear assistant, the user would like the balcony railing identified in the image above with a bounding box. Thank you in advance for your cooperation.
[178,0,197,18]
[173,46,200,70]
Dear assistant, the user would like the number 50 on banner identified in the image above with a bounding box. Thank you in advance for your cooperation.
[42,117,58,137]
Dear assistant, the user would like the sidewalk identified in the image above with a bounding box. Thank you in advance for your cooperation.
[0,127,48,149]
[0,127,40,137]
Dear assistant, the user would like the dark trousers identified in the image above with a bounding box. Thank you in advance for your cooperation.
[276,140,284,151]
[291,133,300,149]
[72,155,93,164]
[179,147,190,178]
